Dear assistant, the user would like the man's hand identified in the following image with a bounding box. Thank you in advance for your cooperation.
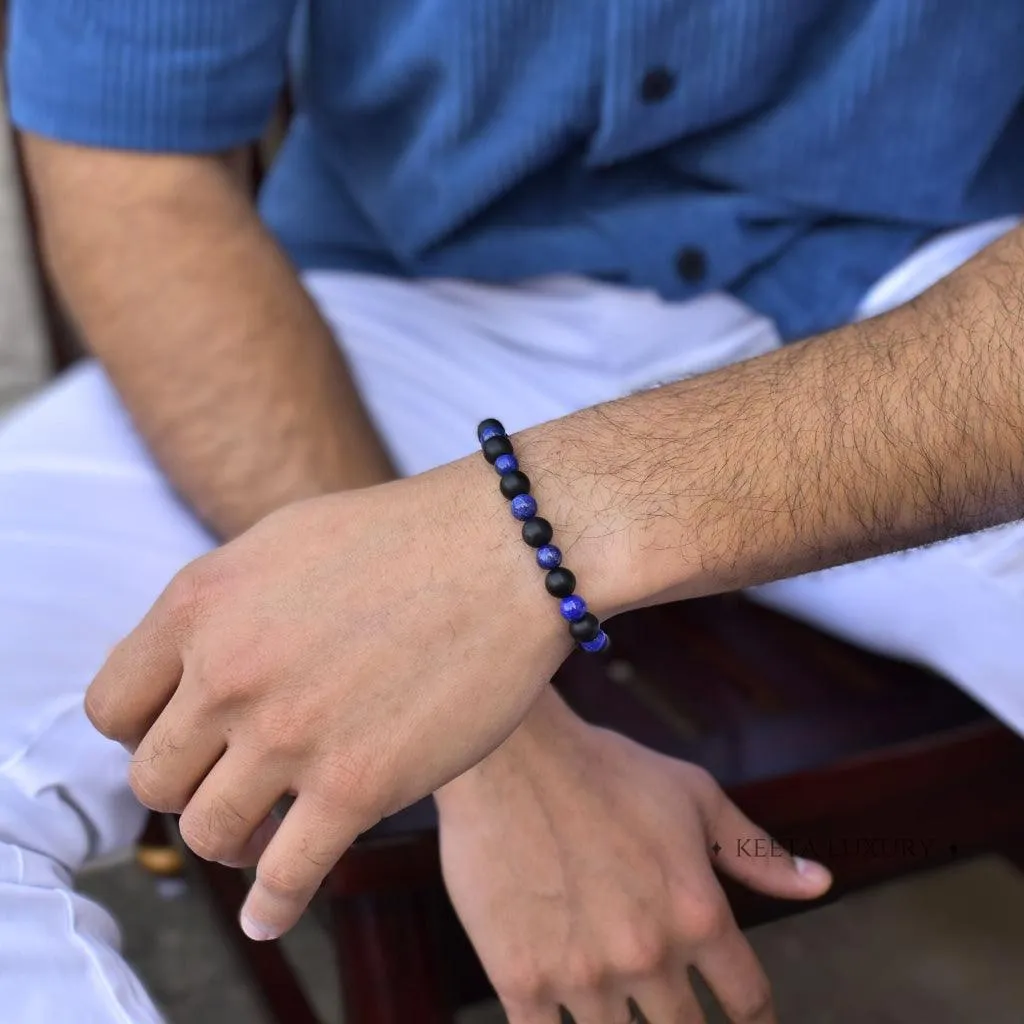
[85,460,578,942]
[437,692,831,1024]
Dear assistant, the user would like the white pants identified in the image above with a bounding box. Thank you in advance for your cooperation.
[0,216,1020,1021]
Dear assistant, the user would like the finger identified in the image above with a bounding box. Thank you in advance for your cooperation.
[84,575,191,745]
[551,986,640,1024]
[695,929,776,1024]
[128,684,225,813]
[708,799,832,900]
[621,973,705,1024]
[240,791,362,941]
[550,996,616,1024]
[504,1004,561,1024]
[177,749,289,866]
[226,814,282,869]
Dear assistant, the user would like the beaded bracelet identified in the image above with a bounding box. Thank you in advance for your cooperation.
[477,418,610,654]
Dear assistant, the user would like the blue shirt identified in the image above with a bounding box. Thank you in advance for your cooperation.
[8,1,1024,340]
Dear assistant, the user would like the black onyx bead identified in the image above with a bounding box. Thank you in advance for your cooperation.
[545,567,577,598]
[522,517,553,548]
[568,613,601,643]
[477,418,506,443]
[499,470,531,500]
[482,435,514,464]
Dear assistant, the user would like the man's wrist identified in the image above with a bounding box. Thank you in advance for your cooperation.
[430,430,616,819]
[435,685,587,814]
[511,417,694,620]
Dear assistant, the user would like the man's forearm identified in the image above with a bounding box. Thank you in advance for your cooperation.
[523,225,1024,615]
[21,134,393,538]
[22,134,586,806]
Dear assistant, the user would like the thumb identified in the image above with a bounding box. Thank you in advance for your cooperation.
[707,798,832,901]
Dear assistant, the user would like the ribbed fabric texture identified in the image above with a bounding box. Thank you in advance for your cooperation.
[8,0,297,150]
[7,0,1024,340]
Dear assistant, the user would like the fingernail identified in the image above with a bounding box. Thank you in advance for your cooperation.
[794,857,832,886]
[240,912,276,942]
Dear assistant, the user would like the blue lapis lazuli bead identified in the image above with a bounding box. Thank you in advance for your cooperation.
[580,630,609,654]
[560,594,587,622]
[479,424,505,443]
[511,494,538,520]
[536,544,562,570]
[494,453,518,474]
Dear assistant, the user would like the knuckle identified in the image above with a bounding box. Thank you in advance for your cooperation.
[128,759,187,814]
[563,951,604,993]
[233,711,307,769]
[684,762,715,789]
[179,797,252,863]
[733,979,775,1021]
[302,751,386,829]
[178,817,226,863]
[677,892,732,944]
[192,649,259,708]
[163,566,208,626]
[681,763,722,804]
[193,661,243,708]
[609,926,666,977]
[83,686,117,738]
[320,753,378,808]
[163,555,234,628]
[264,703,314,752]
[495,960,545,1005]
[256,860,314,903]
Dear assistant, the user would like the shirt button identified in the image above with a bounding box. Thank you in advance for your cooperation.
[675,247,707,284]
[640,67,676,104]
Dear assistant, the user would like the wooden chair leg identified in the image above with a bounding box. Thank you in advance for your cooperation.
[333,889,454,1024]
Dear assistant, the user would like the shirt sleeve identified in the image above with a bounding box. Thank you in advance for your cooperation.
[6,0,299,152]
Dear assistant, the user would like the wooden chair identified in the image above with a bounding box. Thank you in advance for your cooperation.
[184,594,1024,1024]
